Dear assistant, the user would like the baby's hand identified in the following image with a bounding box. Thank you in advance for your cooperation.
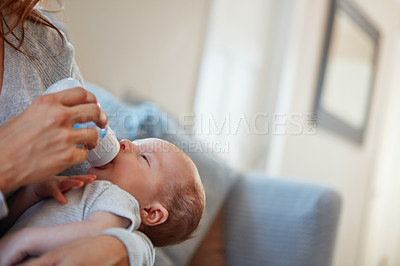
[28,175,96,204]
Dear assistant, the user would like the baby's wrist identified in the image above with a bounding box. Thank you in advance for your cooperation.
[22,185,42,204]
[0,166,16,194]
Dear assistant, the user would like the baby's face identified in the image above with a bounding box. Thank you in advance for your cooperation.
[88,138,190,205]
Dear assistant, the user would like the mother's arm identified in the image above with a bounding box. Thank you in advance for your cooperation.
[21,229,155,266]
[20,235,130,266]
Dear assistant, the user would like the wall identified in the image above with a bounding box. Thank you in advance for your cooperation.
[361,35,400,266]
[194,0,296,171]
[61,0,209,117]
[267,0,400,265]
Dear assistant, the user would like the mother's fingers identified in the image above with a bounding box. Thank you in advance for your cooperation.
[39,146,89,177]
[57,87,97,106]
[56,88,108,128]
[69,103,108,129]
[59,146,88,167]
[70,127,99,150]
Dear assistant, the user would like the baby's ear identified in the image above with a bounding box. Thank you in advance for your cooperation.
[141,202,168,226]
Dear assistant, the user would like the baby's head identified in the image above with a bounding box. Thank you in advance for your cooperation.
[88,138,205,247]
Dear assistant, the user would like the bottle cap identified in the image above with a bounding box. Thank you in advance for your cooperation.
[87,126,120,167]
[44,78,82,94]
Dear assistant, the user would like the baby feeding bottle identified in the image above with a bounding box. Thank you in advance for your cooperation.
[44,78,120,167]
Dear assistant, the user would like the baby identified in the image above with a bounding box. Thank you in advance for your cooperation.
[0,138,205,265]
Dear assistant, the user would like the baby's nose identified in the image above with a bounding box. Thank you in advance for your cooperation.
[120,139,138,153]
[131,142,139,152]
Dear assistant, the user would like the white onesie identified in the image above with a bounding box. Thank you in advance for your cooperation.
[10,180,141,233]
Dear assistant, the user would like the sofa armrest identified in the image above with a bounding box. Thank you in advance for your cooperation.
[224,173,341,266]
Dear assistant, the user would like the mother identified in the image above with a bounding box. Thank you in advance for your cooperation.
[0,1,150,265]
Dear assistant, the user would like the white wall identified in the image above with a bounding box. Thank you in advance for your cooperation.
[361,35,400,266]
[267,0,400,265]
[61,0,209,117]
[194,0,296,171]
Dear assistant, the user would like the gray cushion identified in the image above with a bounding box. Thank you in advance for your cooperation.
[224,173,341,266]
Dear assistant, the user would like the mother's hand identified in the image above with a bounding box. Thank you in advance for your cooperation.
[20,235,129,266]
[0,87,108,194]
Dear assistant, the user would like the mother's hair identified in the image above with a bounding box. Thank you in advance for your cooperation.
[0,0,63,53]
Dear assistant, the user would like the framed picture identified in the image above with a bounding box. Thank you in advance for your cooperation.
[314,0,380,143]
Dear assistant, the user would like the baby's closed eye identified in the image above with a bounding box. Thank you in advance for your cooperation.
[140,155,150,167]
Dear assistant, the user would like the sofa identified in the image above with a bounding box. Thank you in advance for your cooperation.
[87,83,342,266]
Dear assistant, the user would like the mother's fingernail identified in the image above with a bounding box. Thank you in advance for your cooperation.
[100,111,107,126]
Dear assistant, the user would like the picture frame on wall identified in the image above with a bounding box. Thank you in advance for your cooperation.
[314,0,380,144]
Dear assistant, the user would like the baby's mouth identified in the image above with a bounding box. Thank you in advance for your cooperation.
[86,152,119,178]
[94,164,109,170]
[95,155,118,169]
[87,167,98,174]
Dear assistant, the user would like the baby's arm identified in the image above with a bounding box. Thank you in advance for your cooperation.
[0,175,95,236]
[0,211,130,266]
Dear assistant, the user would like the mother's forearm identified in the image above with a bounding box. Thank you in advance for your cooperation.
[19,235,129,266]
[0,187,41,236]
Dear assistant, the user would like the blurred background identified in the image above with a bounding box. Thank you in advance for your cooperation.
[60,0,400,265]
